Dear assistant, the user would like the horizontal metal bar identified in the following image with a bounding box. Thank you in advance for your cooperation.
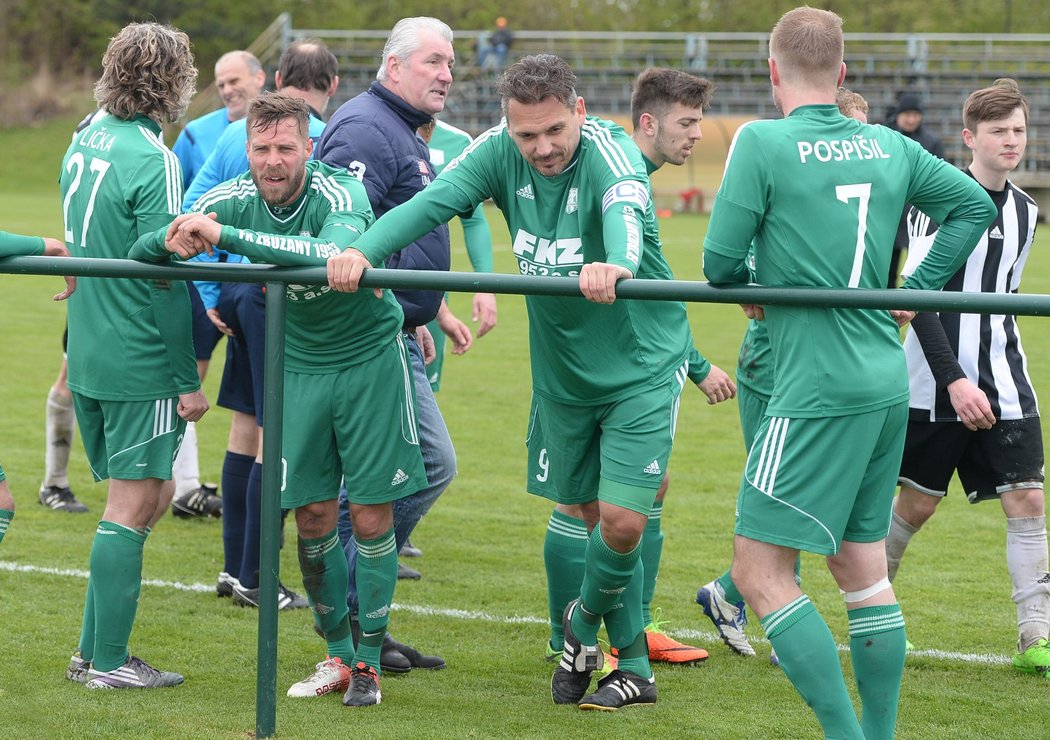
[3,255,1050,316]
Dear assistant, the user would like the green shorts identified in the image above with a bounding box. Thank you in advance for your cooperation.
[525,363,687,515]
[0,463,6,482]
[736,401,907,556]
[72,393,186,482]
[737,383,770,452]
[281,334,427,509]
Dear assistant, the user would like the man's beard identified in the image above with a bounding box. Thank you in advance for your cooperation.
[254,166,305,207]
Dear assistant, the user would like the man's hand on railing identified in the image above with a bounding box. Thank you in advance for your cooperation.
[327,247,382,298]
[165,212,219,260]
[42,237,76,300]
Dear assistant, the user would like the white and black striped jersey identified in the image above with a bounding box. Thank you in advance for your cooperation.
[902,172,1039,421]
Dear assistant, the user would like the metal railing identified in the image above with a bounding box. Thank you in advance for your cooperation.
[5,254,1050,736]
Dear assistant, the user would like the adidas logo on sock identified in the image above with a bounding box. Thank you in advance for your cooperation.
[643,460,661,475]
[390,469,409,486]
[516,183,535,200]
[989,225,1005,240]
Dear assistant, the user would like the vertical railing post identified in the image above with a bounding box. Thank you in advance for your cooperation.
[256,282,286,738]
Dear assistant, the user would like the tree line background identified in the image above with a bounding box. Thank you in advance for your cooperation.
[0,0,1044,125]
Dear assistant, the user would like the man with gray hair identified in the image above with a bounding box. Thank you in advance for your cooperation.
[316,16,460,674]
[328,53,704,711]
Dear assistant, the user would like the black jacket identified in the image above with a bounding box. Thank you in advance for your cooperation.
[317,82,450,327]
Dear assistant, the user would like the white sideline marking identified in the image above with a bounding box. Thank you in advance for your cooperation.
[0,560,1012,666]
[0,560,213,592]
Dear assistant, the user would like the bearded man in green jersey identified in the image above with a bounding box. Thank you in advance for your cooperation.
[702,7,996,738]
[133,92,426,708]
[59,22,207,691]
[327,54,708,711]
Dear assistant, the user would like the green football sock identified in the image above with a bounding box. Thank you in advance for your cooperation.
[717,569,745,604]
[354,527,398,673]
[605,559,644,649]
[544,509,588,650]
[325,618,355,666]
[89,521,147,672]
[0,509,12,545]
[640,500,664,626]
[572,523,642,646]
[297,529,353,664]
[762,595,863,739]
[78,579,95,661]
[848,603,906,740]
[606,560,651,679]
[614,629,653,680]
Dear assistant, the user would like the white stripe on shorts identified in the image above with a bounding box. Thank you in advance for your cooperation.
[752,417,789,496]
[397,334,420,445]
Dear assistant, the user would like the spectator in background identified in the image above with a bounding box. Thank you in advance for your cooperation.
[885,91,945,286]
[476,17,514,70]
[173,51,266,189]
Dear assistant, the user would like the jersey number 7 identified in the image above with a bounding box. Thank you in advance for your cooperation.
[835,182,872,288]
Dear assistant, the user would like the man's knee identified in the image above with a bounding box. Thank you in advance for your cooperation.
[227,412,260,456]
[350,502,393,540]
[295,500,338,539]
[598,506,646,551]
[895,485,941,528]
[828,539,892,598]
[1001,487,1045,518]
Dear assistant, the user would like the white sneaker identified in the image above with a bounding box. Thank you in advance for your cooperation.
[216,571,239,598]
[696,579,757,657]
[287,657,353,698]
[85,655,184,689]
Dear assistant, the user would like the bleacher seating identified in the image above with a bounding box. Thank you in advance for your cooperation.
[190,16,1050,207]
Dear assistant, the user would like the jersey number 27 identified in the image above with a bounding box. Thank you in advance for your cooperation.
[62,153,112,248]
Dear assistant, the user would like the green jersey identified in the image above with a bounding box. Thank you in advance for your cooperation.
[428,120,493,272]
[0,231,44,257]
[640,152,710,385]
[353,116,692,405]
[131,160,403,374]
[60,113,199,401]
[704,105,995,418]
[737,319,773,399]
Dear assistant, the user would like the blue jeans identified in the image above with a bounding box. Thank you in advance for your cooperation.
[337,332,456,614]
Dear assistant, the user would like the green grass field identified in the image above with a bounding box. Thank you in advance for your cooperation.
[1,117,1048,738]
